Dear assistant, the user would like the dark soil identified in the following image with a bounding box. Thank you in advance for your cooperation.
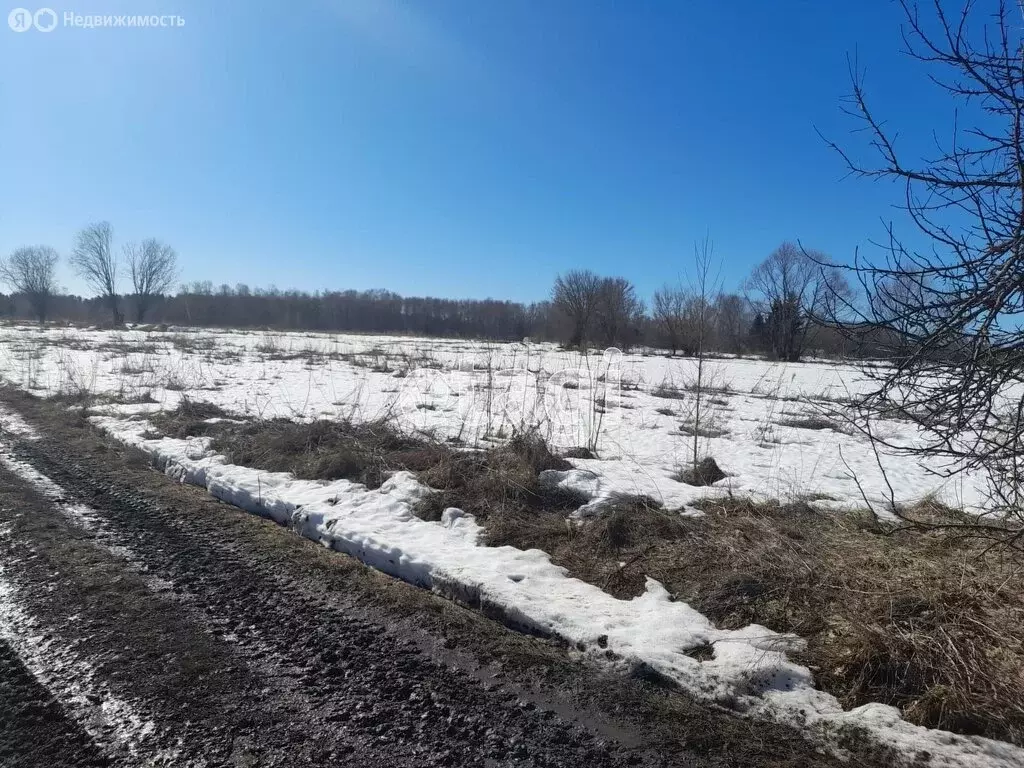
[0,640,110,767]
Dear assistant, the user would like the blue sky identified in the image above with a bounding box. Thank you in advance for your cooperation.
[1,1,953,302]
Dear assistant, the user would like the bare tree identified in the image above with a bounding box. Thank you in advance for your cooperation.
[0,246,60,324]
[688,237,719,474]
[125,238,178,323]
[71,222,121,325]
[652,284,688,355]
[594,277,644,349]
[821,0,1024,539]
[745,242,849,361]
[714,293,750,354]
[551,270,602,349]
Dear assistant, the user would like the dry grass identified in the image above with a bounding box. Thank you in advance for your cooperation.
[208,418,446,489]
[415,432,587,524]
[485,492,688,597]
[678,420,729,439]
[615,498,1024,744]
[563,446,596,459]
[680,380,733,395]
[673,457,727,486]
[777,414,846,432]
[149,397,232,438]
[473,491,1024,743]
[147,405,581,509]
[651,384,688,400]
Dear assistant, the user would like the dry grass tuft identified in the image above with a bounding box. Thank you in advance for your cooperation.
[651,384,688,400]
[678,421,729,439]
[673,457,727,486]
[149,397,232,438]
[416,432,584,524]
[563,446,596,460]
[208,418,444,489]
[777,413,846,432]
[484,492,690,598]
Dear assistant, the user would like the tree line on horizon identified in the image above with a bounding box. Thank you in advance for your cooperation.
[1,227,869,360]
[0,222,177,327]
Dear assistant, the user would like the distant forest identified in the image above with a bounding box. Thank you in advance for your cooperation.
[0,276,870,360]
[0,227,876,361]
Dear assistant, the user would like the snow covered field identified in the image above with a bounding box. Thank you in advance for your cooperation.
[0,323,987,513]
[0,323,1015,767]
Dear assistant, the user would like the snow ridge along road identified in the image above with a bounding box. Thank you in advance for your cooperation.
[0,394,861,768]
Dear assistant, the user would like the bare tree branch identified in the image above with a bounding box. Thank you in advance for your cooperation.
[821,0,1024,542]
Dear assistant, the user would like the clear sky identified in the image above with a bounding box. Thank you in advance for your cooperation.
[1,1,955,303]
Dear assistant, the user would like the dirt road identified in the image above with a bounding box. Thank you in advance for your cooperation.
[0,392,865,767]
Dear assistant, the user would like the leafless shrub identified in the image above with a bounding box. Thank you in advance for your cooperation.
[551,270,602,349]
[745,242,850,362]
[652,284,688,355]
[593,277,645,349]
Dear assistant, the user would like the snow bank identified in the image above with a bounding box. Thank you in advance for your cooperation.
[86,413,1024,768]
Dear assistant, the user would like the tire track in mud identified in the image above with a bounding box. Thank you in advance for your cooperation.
[0,637,110,768]
[0,442,653,767]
